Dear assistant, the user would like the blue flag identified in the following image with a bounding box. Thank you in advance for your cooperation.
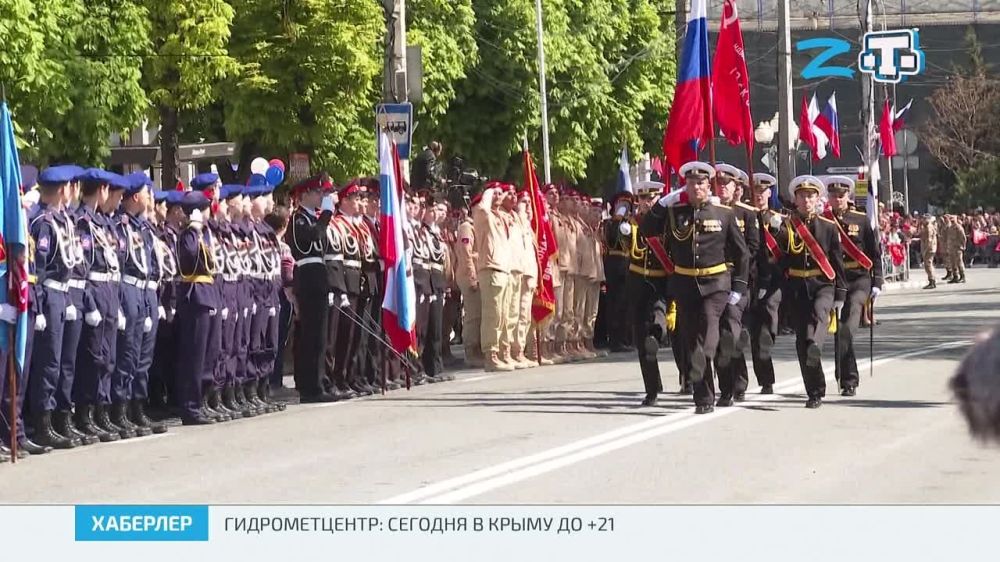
[1,101,29,372]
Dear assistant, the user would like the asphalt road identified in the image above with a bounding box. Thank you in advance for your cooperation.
[3,268,999,505]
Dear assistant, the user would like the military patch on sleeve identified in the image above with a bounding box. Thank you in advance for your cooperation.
[38,235,50,252]
[461,237,470,244]
[81,234,93,251]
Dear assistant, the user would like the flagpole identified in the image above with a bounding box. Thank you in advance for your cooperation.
[533,0,552,184]
[885,86,895,211]
[7,326,15,463]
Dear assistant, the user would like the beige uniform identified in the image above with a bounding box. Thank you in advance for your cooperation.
[514,211,539,364]
[472,195,512,362]
[501,209,522,361]
[573,216,598,345]
[919,219,938,282]
[454,219,480,360]
[553,211,579,346]
[948,221,967,279]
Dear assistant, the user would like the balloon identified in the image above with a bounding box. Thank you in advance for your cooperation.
[250,157,269,175]
[265,165,284,186]
[268,159,285,172]
[248,173,268,187]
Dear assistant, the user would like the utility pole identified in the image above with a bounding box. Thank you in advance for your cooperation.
[776,0,796,191]
[534,0,552,184]
[861,0,876,200]
[384,0,410,178]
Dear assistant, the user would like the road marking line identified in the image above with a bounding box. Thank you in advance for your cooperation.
[382,339,969,505]
[460,375,495,383]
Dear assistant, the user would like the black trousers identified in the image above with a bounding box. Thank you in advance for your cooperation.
[837,275,872,390]
[606,273,630,348]
[324,298,342,393]
[790,283,835,399]
[293,271,330,397]
[422,291,444,376]
[717,294,750,397]
[748,287,781,387]
[676,290,728,407]
[334,294,362,390]
[627,274,667,396]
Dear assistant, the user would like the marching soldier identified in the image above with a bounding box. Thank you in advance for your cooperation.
[642,162,749,414]
[287,174,338,403]
[823,175,883,397]
[919,214,938,289]
[627,183,670,406]
[946,214,967,284]
[604,191,635,353]
[714,164,760,407]
[747,173,784,395]
[776,175,847,409]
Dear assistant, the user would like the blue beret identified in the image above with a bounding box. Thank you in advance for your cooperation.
[76,168,114,184]
[220,184,244,200]
[191,173,220,190]
[124,172,153,196]
[38,166,79,185]
[153,190,170,203]
[181,191,211,213]
[106,173,130,191]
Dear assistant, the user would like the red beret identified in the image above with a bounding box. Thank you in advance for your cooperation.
[292,174,333,196]
[339,179,366,198]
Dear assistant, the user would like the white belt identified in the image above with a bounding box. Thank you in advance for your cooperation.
[324,254,344,262]
[223,274,239,282]
[146,280,159,291]
[413,258,426,265]
[122,275,145,288]
[429,263,444,271]
[296,257,324,267]
[43,279,69,292]
[88,272,113,283]
[343,259,362,269]
[68,279,87,290]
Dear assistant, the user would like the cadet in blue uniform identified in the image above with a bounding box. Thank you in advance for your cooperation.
[114,173,167,435]
[149,191,183,416]
[642,162,750,414]
[29,166,82,448]
[230,187,259,417]
[822,176,883,397]
[247,183,285,410]
[174,191,220,424]
[776,176,848,409]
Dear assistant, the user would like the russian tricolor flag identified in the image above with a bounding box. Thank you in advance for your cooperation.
[814,92,840,158]
[662,0,713,176]
[617,145,632,195]
[378,131,416,354]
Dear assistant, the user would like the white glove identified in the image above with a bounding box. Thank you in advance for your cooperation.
[834,300,845,315]
[268,307,277,317]
[65,305,78,322]
[252,303,257,315]
[189,209,204,229]
[614,205,629,218]
[429,294,438,303]
[419,294,426,304]
[158,306,166,320]
[618,221,632,236]
[339,294,350,308]
[321,195,336,213]
[209,308,217,317]
[243,307,249,318]
[117,310,126,330]
[167,308,176,322]
[143,317,153,333]
[328,293,335,307]
[657,190,688,208]
[0,303,17,324]
[757,289,767,300]
[727,291,741,306]
[221,307,229,320]
[870,287,882,301]
[84,310,102,327]
[769,214,783,230]
[35,314,47,332]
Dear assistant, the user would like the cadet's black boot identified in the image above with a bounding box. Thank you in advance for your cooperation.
[221,385,243,419]
[94,404,125,440]
[51,411,86,447]
[110,402,137,439]
[246,382,267,413]
[255,380,274,413]
[1,442,28,459]
[75,405,117,443]
[760,384,774,394]
[17,437,53,455]
[32,411,76,449]
[205,389,230,422]
[806,396,823,409]
[234,384,257,418]
[640,393,658,407]
[716,395,734,408]
[131,400,167,434]
[261,380,286,411]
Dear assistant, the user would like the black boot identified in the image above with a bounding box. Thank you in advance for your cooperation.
[261,380,286,412]
[246,382,267,414]
[205,389,230,422]
[62,410,98,445]
[95,404,127,440]
[51,411,86,447]
[233,383,257,418]
[16,438,53,455]
[75,405,117,443]
[1,442,29,459]
[110,402,137,439]
[131,400,167,434]
[254,380,274,413]
[221,385,244,420]
[32,411,76,449]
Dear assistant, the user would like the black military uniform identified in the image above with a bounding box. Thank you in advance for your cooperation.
[823,176,883,396]
[642,162,749,415]
[603,192,635,353]
[746,173,784,394]
[776,175,848,408]
[287,176,337,403]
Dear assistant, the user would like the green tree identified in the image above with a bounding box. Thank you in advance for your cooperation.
[224,0,384,182]
[144,0,237,189]
[407,0,479,151]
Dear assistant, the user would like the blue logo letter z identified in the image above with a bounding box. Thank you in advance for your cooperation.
[797,38,855,80]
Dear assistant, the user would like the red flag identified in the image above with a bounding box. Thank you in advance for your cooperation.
[712,0,753,152]
[524,150,557,323]
[798,94,817,154]
[880,99,898,157]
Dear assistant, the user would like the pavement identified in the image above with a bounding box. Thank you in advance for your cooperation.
[2,268,998,505]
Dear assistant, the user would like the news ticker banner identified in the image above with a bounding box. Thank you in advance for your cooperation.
[0,505,996,560]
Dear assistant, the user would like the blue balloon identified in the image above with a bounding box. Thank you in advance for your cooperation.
[248,173,269,187]
[265,165,285,186]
